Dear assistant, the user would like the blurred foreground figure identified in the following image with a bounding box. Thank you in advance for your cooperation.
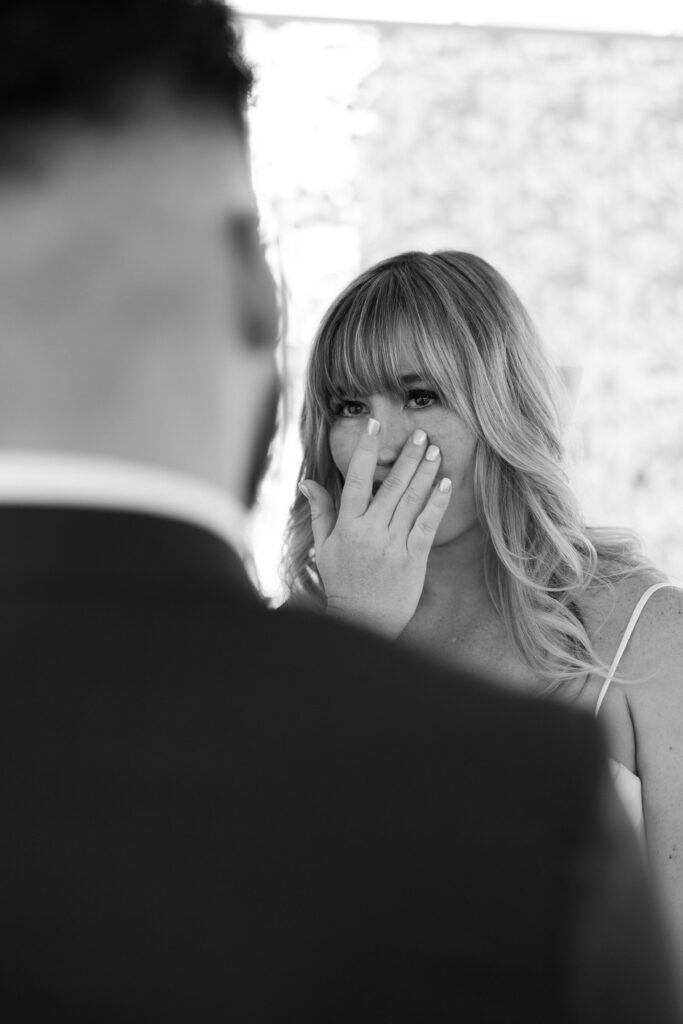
[0,2,679,1021]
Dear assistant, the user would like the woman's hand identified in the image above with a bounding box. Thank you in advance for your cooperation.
[299,418,452,638]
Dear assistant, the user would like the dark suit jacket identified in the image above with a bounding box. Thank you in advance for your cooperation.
[0,507,678,1022]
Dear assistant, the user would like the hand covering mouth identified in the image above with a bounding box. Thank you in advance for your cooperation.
[371,475,442,496]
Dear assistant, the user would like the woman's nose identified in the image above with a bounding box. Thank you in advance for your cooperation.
[375,406,413,465]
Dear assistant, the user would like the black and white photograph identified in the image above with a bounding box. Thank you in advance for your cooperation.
[1,1,683,1019]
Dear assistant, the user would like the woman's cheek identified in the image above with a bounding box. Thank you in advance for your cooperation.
[430,432,477,487]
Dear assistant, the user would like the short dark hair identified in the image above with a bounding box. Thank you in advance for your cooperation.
[0,0,254,147]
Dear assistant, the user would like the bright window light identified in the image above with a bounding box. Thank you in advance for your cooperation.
[236,0,683,36]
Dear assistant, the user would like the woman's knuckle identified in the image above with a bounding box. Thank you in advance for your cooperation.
[402,487,422,508]
[417,516,435,536]
[382,473,403,493]
[345,471,365,490]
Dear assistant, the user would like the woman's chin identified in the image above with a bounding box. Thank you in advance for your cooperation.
[431,523,456,548]
[431,513,482,550]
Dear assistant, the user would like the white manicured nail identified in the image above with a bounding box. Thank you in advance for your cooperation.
[412,429,427,445]
[439,478,452,493]
[425,444,440,462]
[367,418,380,436]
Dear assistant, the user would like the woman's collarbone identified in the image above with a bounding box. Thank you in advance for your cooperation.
[403,607,540,692]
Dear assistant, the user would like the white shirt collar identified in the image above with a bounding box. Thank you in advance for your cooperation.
[0,450,248,557]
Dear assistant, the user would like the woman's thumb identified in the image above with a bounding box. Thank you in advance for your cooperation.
[299,480,335,550]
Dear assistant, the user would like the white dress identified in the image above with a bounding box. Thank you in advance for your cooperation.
[593,581,676,841]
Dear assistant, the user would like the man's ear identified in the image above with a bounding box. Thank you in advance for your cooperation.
[239,245,280,351]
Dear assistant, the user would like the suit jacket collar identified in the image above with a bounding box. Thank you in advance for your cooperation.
[0,506,257,602]
[0,450,247,557]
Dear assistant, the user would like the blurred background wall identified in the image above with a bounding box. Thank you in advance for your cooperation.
[238,3,683,599]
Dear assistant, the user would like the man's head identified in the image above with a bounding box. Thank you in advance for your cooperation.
[0,1,280,506]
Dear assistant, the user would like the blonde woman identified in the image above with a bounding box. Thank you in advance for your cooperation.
[285,250,683,959]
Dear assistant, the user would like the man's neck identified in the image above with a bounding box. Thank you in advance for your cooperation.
[0,448,248,557]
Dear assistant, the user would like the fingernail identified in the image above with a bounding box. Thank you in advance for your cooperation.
[425,444,440,462]
[298,482,311,501]
[412,428,427,445]
[439,478,452,493]
[367,418,380,436]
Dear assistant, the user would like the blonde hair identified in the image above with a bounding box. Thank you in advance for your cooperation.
[283,250,657,693]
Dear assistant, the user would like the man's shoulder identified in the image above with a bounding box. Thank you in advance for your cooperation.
[265,603,605,854]
[271,602,602,771]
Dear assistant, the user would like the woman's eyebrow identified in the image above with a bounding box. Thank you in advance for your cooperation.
[400,373,427,386]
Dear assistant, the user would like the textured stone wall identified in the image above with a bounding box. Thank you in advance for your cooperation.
[243,17,683,595]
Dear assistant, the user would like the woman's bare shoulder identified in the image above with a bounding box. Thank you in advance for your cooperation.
[584,569,683,706]
[578,567,666,656]
[619,580,683,692]
[577,571,682,756]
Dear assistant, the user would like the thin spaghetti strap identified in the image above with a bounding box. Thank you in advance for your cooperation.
[594,581,674,717]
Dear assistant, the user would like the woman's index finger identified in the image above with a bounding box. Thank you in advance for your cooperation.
[338,418,380,519]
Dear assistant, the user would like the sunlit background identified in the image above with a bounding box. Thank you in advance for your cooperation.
[238,1,683,600]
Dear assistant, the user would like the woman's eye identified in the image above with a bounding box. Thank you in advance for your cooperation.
[406,390,438,410]
[336,400,368,418]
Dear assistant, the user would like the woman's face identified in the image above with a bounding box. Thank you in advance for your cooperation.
[327,359,479,546]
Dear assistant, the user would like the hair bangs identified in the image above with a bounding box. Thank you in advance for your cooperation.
[314,267,457,416]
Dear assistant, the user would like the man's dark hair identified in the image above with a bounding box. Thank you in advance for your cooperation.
[0,0,254,142]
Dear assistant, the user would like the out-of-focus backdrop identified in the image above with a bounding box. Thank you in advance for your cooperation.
[238,1,683,600]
